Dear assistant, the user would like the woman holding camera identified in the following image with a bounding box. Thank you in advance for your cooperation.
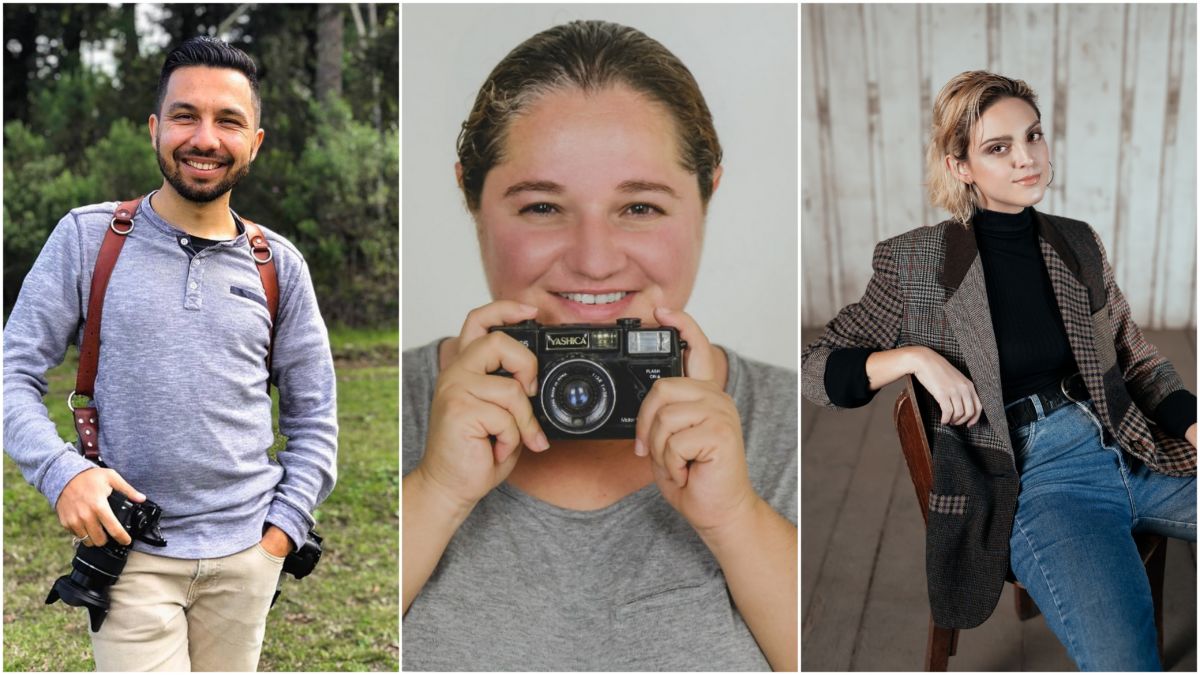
[402,20,796,671]
[802,71,1195,671]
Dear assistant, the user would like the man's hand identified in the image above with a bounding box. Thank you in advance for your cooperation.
[55,467,145,547]
[1186,423,1196,449]
[260,525,294,558]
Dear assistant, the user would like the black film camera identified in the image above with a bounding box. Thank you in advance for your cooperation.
[271,528,324,608]
[46,491,166,631]
[489,318,686,439]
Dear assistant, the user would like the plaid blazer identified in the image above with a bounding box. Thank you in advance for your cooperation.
[801,209,1195,629]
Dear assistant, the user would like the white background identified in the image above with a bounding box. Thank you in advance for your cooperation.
[402,3,798,370]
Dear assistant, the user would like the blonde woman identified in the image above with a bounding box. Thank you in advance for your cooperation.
[802,71,1195,671]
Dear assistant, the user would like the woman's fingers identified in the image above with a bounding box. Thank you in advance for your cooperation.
[661,422,727,488]
[653,307,716,382]
[455,331,539,396]
[466,399,525,464]
[460,372,548,453]
[457,301,538,351]
[635,377,707,456]
[646,402,710,486]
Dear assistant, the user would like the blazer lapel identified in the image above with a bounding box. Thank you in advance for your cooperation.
[940,222,1012,454]
[1035,211,1117,430]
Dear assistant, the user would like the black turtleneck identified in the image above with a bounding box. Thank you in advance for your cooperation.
[972,206,1076,402]
[823,206,1196,440]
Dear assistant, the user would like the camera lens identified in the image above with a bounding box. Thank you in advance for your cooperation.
[541,358,616,434]
[563,378,593,411]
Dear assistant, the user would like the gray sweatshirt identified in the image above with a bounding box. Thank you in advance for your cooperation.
[3,195,337,558]
[402,339,797,671]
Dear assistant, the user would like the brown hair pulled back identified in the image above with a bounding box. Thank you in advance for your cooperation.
[456,20,723,212]
[926,70,1041,225]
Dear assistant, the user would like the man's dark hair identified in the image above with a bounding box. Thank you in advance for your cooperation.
[156,36,261,125]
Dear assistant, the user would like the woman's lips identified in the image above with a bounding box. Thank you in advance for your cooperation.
[1014,173,1041,186]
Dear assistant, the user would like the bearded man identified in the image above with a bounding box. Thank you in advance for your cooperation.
[3,36,337,671]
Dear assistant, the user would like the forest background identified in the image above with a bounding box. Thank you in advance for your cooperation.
[3,3,399,328]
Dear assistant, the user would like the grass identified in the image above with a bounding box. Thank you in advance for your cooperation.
[3,328,399,671]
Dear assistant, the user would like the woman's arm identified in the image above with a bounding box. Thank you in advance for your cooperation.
[802,238,904,408]
[1093,230,1192,409]
[403,468,474,614]
[868,346,984,426]
[403,302,547,615]
[698,498,796,671]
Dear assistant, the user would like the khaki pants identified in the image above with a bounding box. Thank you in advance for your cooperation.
[90,542,284,672]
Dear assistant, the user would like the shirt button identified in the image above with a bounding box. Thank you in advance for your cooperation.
[192,259,200,267]
[180,238,189,246]
[189,282,198,290]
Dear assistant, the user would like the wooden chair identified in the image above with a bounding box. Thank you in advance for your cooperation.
[893,375,1167,671]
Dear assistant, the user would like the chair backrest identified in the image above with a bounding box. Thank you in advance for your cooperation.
[893,375,934,525]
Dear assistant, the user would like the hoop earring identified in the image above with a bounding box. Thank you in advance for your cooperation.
[1046,161,1054,188]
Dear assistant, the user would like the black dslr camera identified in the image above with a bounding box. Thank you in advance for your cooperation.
[489,318,686,439]
[46,491,166,631]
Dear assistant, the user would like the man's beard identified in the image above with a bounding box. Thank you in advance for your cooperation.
[156,143,250,204]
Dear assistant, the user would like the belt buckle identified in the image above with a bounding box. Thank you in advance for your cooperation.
[1060,374,1083,403]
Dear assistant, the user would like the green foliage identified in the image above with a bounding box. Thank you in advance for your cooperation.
[239,99,398,327]
[3,5,398,329]
[2,118,164,310]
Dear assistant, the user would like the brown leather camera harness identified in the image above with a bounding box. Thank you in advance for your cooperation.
[69,196,278,464]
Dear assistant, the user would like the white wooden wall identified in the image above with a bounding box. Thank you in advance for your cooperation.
[802,4,1196,330]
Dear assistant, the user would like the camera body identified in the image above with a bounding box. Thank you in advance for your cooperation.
[489,318,686,439]
[46,491,167,631]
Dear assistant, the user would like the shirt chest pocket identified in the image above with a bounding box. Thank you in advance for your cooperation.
[209,282,273,357]
[229,284,269,310]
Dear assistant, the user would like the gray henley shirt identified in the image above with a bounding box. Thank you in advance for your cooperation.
[402,339,797,671]
[3,194,338,558]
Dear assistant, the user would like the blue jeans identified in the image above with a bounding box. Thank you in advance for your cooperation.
[1007,396,1196,672]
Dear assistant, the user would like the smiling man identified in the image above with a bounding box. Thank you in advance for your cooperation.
[2,37,337,671]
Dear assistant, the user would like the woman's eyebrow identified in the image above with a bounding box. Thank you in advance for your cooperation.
[617,180,678,198]
[503,180,563,198]
[979,120,1042,148]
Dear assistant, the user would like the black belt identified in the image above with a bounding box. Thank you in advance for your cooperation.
[1005,373,1089,431]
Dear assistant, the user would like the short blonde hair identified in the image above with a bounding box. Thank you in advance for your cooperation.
[925,71,1041,225]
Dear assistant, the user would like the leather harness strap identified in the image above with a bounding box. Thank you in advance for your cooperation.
[72,196,279,462]
[241,217,279,375]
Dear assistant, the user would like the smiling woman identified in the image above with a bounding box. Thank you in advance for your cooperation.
[801,70,1197,671]
[401,12,797,673]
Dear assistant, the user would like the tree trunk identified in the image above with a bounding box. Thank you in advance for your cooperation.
[315,4,343,103]
[118,4,139,88]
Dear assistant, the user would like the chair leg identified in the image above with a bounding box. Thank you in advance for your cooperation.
[1013,583,1041,621]
[1146,539,1167,661]
[925,615,957,671]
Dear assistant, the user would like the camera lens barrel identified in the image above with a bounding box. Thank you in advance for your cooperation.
[541,358,616,434]
[46,494,166,632]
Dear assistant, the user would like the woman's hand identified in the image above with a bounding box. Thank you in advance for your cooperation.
[635,308,759,533]
[903,345,983,427]
[415,301,550,514]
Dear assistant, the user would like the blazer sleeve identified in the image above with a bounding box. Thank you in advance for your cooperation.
[1092,229,1194,423]
[802,237,904,408]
